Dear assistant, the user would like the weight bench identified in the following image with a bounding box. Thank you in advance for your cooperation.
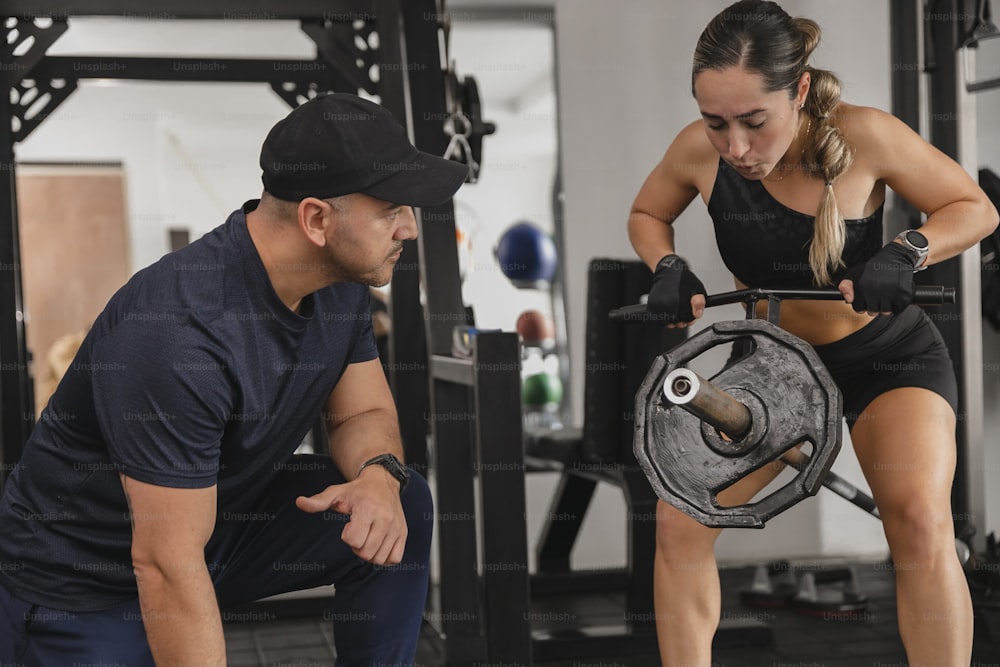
[520,258,678,658]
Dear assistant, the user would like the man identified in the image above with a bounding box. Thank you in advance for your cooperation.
[0,93,468,666]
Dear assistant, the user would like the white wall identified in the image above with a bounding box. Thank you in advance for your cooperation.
[553,0,892,564]
[18,18,311,269]
[19,82,291,272]
[446,21,560,333]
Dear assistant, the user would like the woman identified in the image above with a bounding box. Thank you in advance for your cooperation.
[627,1,999,665]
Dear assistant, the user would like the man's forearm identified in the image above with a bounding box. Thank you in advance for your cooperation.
[136,562,226,666]
[326,406,403,479]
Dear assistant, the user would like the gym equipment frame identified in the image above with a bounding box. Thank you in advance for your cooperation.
[891,0,991,548]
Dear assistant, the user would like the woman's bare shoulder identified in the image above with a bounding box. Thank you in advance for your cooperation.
[658,119,719,190]
[831,102,902,150]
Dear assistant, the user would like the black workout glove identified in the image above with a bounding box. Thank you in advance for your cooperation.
[842,242,917,314]
[647,254,707,323]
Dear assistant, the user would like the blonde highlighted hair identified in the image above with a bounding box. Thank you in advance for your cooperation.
[693,0,854,285]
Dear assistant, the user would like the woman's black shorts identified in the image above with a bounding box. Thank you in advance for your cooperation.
[811,305,958,429]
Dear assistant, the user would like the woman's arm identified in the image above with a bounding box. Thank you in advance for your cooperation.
[863,106,999,260]
[628,120,710,271]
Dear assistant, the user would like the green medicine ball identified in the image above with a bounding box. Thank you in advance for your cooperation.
[521,372,563,407]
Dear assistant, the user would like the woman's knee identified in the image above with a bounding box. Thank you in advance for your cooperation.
[653,462,778,560]
[655,500,719,559]
[878,496,955,564]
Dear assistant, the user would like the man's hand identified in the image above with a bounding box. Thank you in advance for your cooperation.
[295,466,408,565]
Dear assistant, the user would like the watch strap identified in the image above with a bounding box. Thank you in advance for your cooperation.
[357,453,409,493]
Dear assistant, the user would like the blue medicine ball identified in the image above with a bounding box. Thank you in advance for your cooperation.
[495,222,558,287]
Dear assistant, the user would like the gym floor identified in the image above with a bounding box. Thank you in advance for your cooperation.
[222,560,1000,666]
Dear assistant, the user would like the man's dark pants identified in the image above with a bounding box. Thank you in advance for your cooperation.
[0,455,434,666]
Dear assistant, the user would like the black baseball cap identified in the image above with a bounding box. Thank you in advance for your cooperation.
[260,93,469,207]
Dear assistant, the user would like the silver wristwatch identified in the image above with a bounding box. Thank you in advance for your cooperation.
[895,230,930,272]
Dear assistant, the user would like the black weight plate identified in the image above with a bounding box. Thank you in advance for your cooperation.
[634,319,842,528]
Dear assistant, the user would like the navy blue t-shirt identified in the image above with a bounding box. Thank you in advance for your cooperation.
[0,200,377,611]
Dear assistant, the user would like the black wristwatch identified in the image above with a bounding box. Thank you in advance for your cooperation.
[894,230,930,271]
[358,453,409,493]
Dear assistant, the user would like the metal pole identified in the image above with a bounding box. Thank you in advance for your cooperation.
[0,84,33,488]
[923,0,987,545]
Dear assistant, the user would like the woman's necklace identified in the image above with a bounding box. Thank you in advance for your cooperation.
[766,116,812,183]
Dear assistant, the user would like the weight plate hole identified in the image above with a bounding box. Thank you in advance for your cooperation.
[713,441,815,509]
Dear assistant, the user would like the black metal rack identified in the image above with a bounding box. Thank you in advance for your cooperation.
[0,0,450,483]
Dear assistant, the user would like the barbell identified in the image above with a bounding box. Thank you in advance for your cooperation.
[612,286,956,529]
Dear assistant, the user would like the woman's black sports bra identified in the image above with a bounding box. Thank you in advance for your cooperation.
[706,159,884,288]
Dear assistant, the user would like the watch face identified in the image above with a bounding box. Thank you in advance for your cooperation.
[905,230,929,250]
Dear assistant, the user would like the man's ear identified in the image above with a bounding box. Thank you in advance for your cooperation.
[297,197,331,248]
